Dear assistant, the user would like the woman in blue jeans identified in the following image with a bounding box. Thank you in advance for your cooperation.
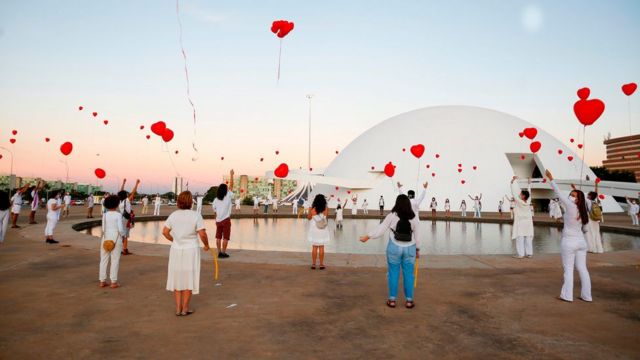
[360,194,421,309]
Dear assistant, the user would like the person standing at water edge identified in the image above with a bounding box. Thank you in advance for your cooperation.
[468,193,482,218]
[360,194,420,309]
[350,194,358,215]
[505,195,516,219]
[212,182,234,258]
[62,192,71,217]
[361,199,369,215]
[459,200,467,217]
[429,197,437,219]
[235,197,241,212]
[153,194,161,216]
[141,196,149,215]
[303,198,311,216]
[498,200,504,218]
[28,180,44,224]
[379,196,385,216]
[583,182,603,253]
[163,191,210,316]
[99,195,125,288]
[253,196,259,216]
[0,191,11,244]
[44,190,63,244]
[510,177,534,258]
[397,181,428,215]
[444,199,451,218]
[546,169,592,302]
[335,199,346,229]
[308,194,330,270]
[272,197,279,213]
[625,197,639,226]
[9,183,30,228]
[86,193,95,218]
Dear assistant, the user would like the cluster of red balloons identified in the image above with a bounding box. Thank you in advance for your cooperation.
[518,127,541,154]
[150,121,174,142]
[271,20,294,38]
[574,87,605,126]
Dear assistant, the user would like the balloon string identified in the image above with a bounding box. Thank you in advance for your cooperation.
[176,0,199,161]
[579,125,586,189]
[277,38,282,83]
[163,141,181,177]
[629,97,632,135]
[416,158,420,193]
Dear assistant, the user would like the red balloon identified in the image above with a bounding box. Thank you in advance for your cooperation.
[0,155,2,159]
[140,125,144,130]
[595,177,601,184]
[578,144,583,149]
[347,190,352,194]
[271,20,295,38]
[60,141,73,156]
[309,167,313,171]
[221,156,224,160]
[12,130,17,135]
[567,156,574,161]
[577,87,590,100]
[94,168,106,179]
[275,150,279,155]
[520,155,526,160]
[472,166,477,170]
[384,162,395,177]
[435,154,440,158]
[574,99,605,126]
[598,194,605,200]
[260,158,264,162]
[457,168,462,173]
[558,149,563,155]
[335,186,340,191]
[410,144,425,158]
[457,163,462,167]
[151,121,167,136]
[542,178,547,183]
[45,138,50,142]
[530,141,541,153]
[9,138,16,144]
[335,150,339,154]
[161,128,174,142]
[78,106,83,111]
[175,150,179,154]
[426,164,430,169]
[146,135,151,140]
[622,83,637,96]
[103,120,109,125]
[92,112,98,117]
[371,166,375,170]
[570,138,575,143]
[461,180,466,184]
[402,148,406,152]
[431,173,436,177]
[274,163,289,178]
[518,132,524,138]
[523,128,537,140]
[240,189,244,193]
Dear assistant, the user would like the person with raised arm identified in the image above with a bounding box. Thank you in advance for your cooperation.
[625,196,639,226]
[510,176,534,258]
[10,183,31,228]
[350,194,359,216]
[44,190,63,244]
[212,182,234,258]
[546,169,592,302]
[28,180,45,224]
[397,181,428,216]
[468,193,482,218]
[118,178,140,256]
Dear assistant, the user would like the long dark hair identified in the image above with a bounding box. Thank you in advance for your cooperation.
[391,194,415,220]
[521,190,530,201]
[216,183,228,201]
[0,190,9,211]
[572,190,589,225]
[311,194,327,213]
[587,191,597,201]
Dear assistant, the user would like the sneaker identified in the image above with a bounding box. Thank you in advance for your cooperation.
[221,253,230,258]
[512,255,524,259]
[46,239,59,244]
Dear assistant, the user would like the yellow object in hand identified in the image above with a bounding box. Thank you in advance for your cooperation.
[210,249,219,281]
[414,258,419,288]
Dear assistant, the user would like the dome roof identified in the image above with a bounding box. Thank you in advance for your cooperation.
[313,106,621,212]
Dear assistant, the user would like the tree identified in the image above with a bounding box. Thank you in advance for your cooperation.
[590,166,636,183]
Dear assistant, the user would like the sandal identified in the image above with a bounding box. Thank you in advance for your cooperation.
[99,282,107,288]
[405,300,415,309]
[310,265,316,270]
[110,283,120,289]
[175,312,182,316]
[386,299,397,308]
[319,265,326,270]
[556,296,571,302]
[180,310,195,316]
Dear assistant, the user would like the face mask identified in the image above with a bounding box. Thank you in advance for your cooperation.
[569,196,576,203]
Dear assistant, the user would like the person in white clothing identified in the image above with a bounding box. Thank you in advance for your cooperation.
[546,169,592,302]
[379,196,385,216]
[444,199,451,218]
[460,200,467,217]
[45,190,63,244]
[252,196,259,216]
[335,199,347,229]
[195,194,203,214]
[212,182,234,258]
[56,194,62,220]
[272,198,279,213]
[626,197,639,226]
[62,192,71,217]
[510,177,534,258]
[10,183,30,228]
[163,191,210,316]
[308,194,330,269]
[350,195,358,215]
[468,193,482,218]
[498,200,504,218]
[291,198,298,215]
[360,194,421,309]
[580,183,604,253]
[504,195,516,219]
[86,193,95,218]
[99,195,125,288]
[303,198,311,215]
[141,196,149,215]
[235,197,241,212]
[153,194,162,216]
[397,181,428,216]
[0,191,12,243]
[429,197,437,219]
[361,199,369,215]
[118,179,140,256]
[28,180,45,224]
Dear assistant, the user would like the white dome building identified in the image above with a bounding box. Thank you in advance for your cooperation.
[308,106,622,212]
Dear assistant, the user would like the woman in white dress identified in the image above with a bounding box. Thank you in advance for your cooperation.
[549,198,562,221]
[350,195,358,216]
[272,198,279,213]
[444,199,451,218]
[163,191,210,316]
[308,194,330,269]
[10,183,30,228]
[468,194,482,218]
[45,190,63,244]
[585,184,603,253]
[546,169,592,303]
[429,198,438,219]
[99,195,125,288]
[361,199,369,215]
[335,199,347,229]
[510,177,534,258]
[459,200,467,217]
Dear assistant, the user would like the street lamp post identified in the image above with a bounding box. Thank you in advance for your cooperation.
[306,94,314,172]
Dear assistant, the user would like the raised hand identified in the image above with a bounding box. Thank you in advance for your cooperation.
[423,181,428,188]
[545,169,553,181]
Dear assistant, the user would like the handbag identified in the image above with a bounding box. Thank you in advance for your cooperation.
[103,237,116,252]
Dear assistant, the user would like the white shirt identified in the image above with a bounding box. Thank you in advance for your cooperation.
[196,196,203,206]
[102,211,125,241]
[367,212,421,249]
[379,198,385,207]
[11,192,23,206]
[87,195,94,207]
[362,201,368,209]
[212,192,234,222]
[398,186,426,214]
[119,199,132,214]
[46,198,58,217]
[63,195,71,205]
[154,196,161,205]
[551,180,586,238]
[142,197,149,205]
[164,210,205,250]
[429,200,437,210]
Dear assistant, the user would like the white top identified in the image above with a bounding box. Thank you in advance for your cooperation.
[11,192,23,206]
[460,202,467,210]
[196,196,203,206]
[308,213,331,244]
[154,196,161,205]
[362,200,368,209]
[625,199,638,215]
[119,199,132,214]
[303,200,310,209]
[379,198,385,206]
[444,202,450,210]
[102,211,125,241]
[46,198,58,217]
[367,212,421,249]
[550,180,586,238]
[398,186,426,214]
[235,198,241,205]
[472,199,481,210]
[87,195,94,207]
[63,195,71,205]
[212,192,234,222]
[31,190,39,210]
[336,208,344,220]
[510,182,534,239]
[142,197,149,205]
[429,200,437,210]
[253,197,259,206]
[164,210,205,250]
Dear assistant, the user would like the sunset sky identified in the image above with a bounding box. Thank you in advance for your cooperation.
[1,0,639,193]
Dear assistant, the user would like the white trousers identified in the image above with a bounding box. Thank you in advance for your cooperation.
[461,210,466,217]
[153,205,161,216]
[560,236,592,302]
[45,215,58,237]
[196,204,202,214]
[585,220,604,253]
[0,210,9,242]
[292,206,297,214]
[363,208,368,214]
[99,240,123,281]
[515,236,533,257]
[631,214,639,226]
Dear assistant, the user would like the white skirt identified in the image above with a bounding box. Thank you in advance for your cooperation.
[166,247,201,294]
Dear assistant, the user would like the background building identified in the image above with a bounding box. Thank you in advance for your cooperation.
[603,134,640,182]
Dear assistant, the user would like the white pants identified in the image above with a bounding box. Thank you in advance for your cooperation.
[45,214,58,237]
[196,204,202,214]
[474,209,481,218]
[585,220,603,253]
[153,205,161,216]
[0,210,9,242]
[351,208,357,215]
[631,214,639,226]
[292,206,297,214]
[99,239,123,282]
[461,210,466,217]
[560,236,592,302]
[515,236,533,257]
[363,208,368,214]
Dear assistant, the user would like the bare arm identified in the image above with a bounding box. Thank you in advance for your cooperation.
[128,179,140,201]
[360,213,393,242]
[197,229,210,251]
[229,169,235,191]
[415,182,428,206]
[162,226,173,241]
[307,207,317,220]
[120,179,126,192]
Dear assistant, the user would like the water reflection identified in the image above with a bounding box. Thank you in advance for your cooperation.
[84,219,640,256]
